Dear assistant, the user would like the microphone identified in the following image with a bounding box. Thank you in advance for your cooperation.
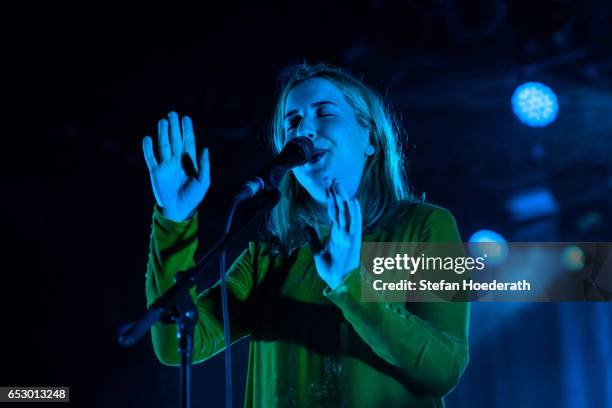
[233,136,319,202]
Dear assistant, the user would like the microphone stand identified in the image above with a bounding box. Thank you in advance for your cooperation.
[118,189,281,408]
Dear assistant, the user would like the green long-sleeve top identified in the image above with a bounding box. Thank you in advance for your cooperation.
[145,202,470,407]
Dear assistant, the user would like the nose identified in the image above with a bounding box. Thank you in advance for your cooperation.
[296,115,316,140]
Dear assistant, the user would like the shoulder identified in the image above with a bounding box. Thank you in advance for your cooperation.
[380,201,461,243]
[395,200,453,221]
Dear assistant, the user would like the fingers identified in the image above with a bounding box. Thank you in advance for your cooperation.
[350,198,362,235]
[156,112,193,163]
[327,180,351,233]
[197,147,210,185]
[325,180,362,237]
[167,111,183,157]
[157,119,171,161]
[336,181,352,233]
[327,181,340,226]
[142,136,158,170]
[182,115,197,171]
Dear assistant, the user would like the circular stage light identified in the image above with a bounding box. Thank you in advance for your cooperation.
[468,229,509,266]
[511,82,559,127]
[561,245,585,271]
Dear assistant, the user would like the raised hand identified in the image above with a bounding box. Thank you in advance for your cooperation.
[142,112,210,222]
[312,179,363,290]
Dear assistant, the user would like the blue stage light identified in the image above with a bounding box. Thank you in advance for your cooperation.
[468,229,509,266]
[511,82,559,127]
[561,245,585,271]
[505,187,559,222]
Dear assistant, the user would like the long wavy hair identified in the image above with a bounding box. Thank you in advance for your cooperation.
[266,62,417,257]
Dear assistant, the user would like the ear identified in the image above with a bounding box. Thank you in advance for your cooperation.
[364,130,376,156]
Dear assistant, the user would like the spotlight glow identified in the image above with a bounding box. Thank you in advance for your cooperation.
[468,229,509,266]
[561,245,585,271]
[512,82,559,127]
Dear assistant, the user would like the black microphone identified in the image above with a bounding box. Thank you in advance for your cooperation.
[233,136,319,202]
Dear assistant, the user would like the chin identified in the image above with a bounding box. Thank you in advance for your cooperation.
[303,185,327,205]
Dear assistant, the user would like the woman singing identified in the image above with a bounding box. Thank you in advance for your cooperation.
[143,63,469,407]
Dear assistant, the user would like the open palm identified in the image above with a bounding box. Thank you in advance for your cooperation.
[142,112,210,222]
[313,180,362,290]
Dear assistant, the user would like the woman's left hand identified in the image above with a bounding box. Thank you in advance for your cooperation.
[311,179,363,290]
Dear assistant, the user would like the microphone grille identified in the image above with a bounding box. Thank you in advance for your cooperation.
[288,136,315,161]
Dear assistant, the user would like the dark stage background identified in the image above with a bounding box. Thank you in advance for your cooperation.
[3,1,612,407]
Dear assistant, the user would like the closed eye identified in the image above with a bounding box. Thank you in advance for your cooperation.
[287,115,301,130]
[316,109,334,117]
[286,111,334,131]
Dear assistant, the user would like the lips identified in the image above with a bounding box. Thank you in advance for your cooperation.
[308,149,328,164]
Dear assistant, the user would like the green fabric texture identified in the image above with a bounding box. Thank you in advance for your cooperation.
[145,202,470,408]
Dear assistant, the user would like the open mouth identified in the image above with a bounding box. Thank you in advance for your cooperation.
[308,149,328,165]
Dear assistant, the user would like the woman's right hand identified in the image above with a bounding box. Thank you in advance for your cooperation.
[142,111,211,222]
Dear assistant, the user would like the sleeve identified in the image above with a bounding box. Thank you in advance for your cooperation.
[145,205,256,366]
[323,207,470,397]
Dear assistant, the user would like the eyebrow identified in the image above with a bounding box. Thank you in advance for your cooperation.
[284,100,338,120]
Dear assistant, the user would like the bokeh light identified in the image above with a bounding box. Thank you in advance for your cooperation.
[468,229,509,266]
[561,245,585,271]
[511,82,559,127]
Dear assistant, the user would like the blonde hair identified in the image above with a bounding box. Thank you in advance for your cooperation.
[267,62,416,256]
